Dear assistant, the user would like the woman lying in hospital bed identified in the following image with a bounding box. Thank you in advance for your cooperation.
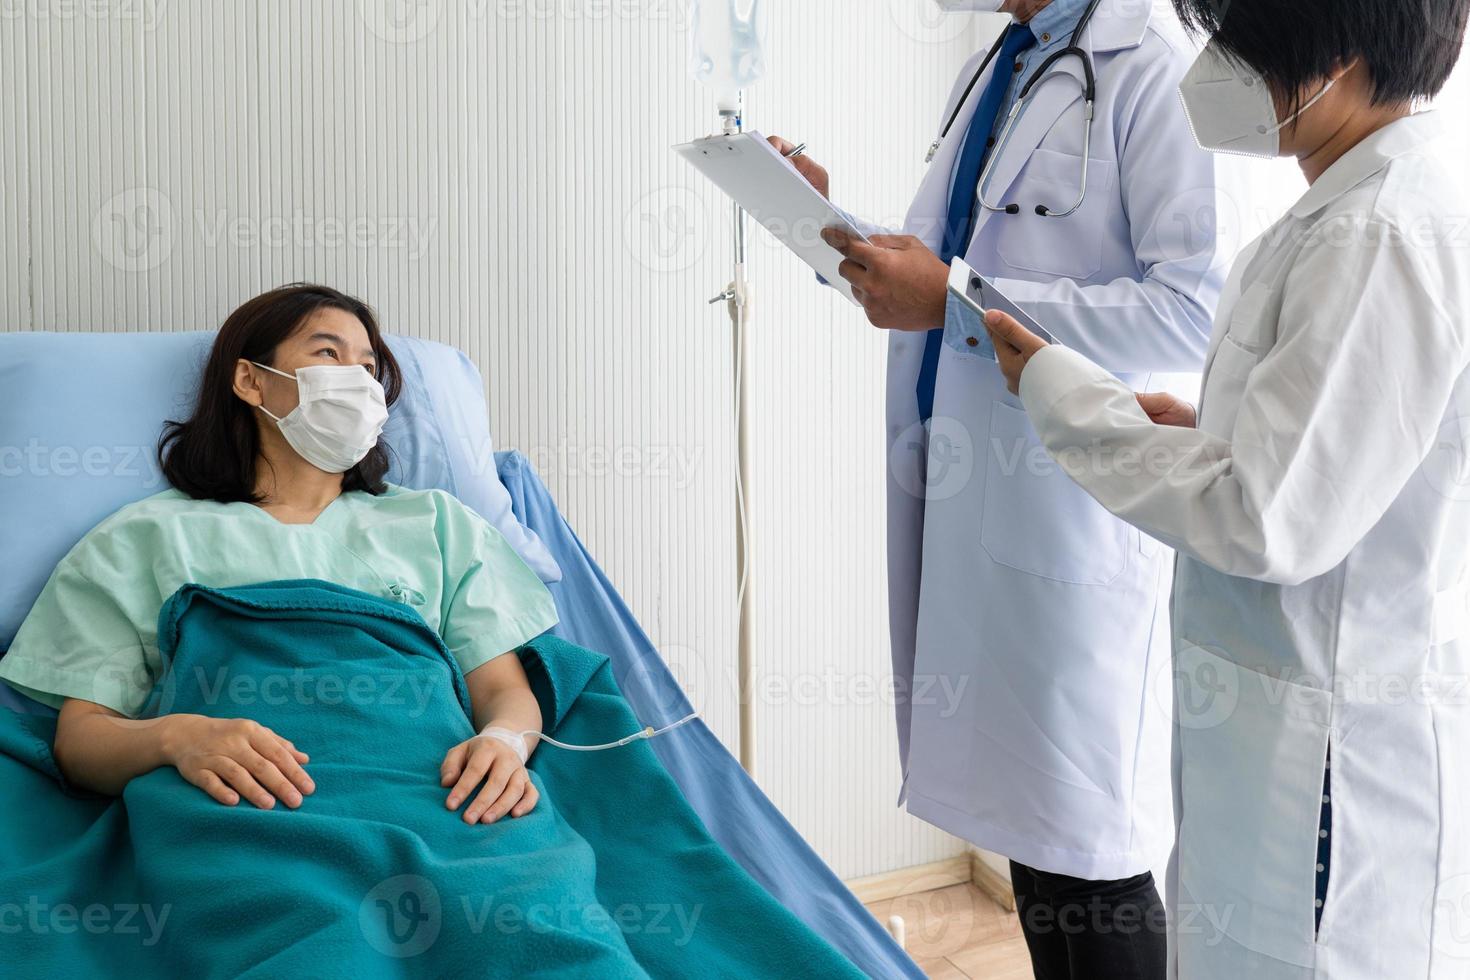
[0,284,555,824]
[0,283,867,978]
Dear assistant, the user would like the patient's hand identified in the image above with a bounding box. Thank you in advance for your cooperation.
[163,715,315,809]
[440,735,539,825]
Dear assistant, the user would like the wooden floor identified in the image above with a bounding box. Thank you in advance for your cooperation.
[864,882,1033,979]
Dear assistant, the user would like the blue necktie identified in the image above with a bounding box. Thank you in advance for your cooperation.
[916,23,1037,422]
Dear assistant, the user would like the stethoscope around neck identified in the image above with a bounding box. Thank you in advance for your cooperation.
[925,0,1102,219]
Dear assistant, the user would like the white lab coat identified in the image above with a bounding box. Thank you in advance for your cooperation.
[875,0,1238,879]
[1017,112,1470,978]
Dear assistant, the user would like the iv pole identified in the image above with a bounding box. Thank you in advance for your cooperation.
[707,93,755,777]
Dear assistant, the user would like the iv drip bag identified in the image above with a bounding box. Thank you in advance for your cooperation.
[688,0,765,113]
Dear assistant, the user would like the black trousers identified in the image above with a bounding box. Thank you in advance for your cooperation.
[1009,861,1167,980]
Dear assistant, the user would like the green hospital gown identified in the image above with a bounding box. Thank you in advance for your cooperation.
[0,485,559,716]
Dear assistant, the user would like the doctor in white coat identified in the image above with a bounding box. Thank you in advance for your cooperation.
[772,0,1238,975]
[982,0,1470,976]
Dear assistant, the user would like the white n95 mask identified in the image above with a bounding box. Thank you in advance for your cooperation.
[1178,41,1337,158]
[251,362,389,473]
[931,0,1006,11]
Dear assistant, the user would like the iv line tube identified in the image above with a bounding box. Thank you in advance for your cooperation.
[526,712,701,752]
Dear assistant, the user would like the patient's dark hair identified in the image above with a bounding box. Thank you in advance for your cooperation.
[1173,0,1470,117]
[160,283,403,503]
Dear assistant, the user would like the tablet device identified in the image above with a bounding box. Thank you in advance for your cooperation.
[673,132,869,305]
[946,258,1057,361]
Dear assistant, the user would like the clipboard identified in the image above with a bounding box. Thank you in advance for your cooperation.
[673,132,869,305]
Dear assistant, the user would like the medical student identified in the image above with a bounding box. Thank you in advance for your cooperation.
[979,0,1470,975]
[771,0,1237,974]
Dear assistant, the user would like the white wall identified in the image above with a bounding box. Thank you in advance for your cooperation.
[0,0,982,880]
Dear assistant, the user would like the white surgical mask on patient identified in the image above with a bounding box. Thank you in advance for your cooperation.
[250,362,389,473]
[1178,40,1338,158]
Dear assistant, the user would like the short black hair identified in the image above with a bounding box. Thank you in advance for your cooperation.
[159,283,403,503]
[1174,0,1470,114]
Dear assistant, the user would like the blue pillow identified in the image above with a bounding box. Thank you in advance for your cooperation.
[0,331,560,651]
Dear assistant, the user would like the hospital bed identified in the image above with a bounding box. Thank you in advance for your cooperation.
[0,330,922,980]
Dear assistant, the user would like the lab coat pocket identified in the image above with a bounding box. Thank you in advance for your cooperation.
[980,400,1130,586]
[1205,283,1277,389]
[1199,322,1268,436]
[1225,282,1278,352]
[1209,337,1263,381]
[994,149,1115,281]
[1174,644,1331,970]
[1200,343,1262,441]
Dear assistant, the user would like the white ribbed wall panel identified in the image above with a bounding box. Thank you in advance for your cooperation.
[0,0,986,879]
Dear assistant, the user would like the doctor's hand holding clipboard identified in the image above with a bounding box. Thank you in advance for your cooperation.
[819,228,951,331]
[765,135,954,332]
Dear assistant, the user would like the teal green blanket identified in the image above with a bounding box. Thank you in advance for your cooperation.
[0,580,863,979]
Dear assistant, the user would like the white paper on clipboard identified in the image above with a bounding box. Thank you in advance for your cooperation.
[673,131,869,305]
